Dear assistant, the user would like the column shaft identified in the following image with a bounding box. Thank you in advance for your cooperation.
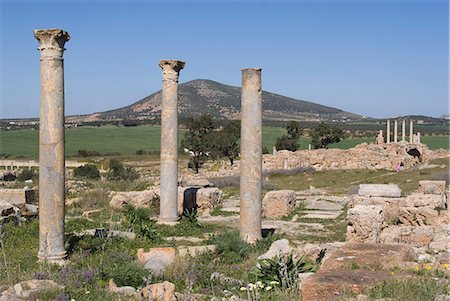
[402,119,406,142]
[240,68,262,243]
[394,120,398,143]
[409,120,414,143]
[386,120,391,144]
[34,29,70,263]
[159,60,184,222]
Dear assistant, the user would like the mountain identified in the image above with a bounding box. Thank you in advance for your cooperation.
[69,79,361,123]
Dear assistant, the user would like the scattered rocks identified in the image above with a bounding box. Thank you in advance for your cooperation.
[108,279,137,299]
[137,247,177,274]
[379,225,434,247]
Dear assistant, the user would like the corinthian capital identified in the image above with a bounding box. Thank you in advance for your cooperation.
[34,29,70,59]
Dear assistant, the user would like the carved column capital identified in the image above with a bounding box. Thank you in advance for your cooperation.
[159,60,185,81]
[34,29,70,59]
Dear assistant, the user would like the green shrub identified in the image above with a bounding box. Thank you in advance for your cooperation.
[99,251,149,287]
[252,254,318,288]
[107,159,139,181]
[123,205,159,240]
[369,278,449,301]
[74,164,100,180]
[208,231,251,263]
[16,169,37,182]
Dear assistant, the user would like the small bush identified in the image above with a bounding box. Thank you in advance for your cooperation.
[107,159,139,181]
[136,149,147,155]
[17,169,37,182]
[74,164,100,180]
[123,205,159,240]
[77,149,101,157]
[99,251,149,287]
[252,254,318,288]
[208,231,251,263]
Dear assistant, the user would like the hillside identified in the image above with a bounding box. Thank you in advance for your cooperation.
[70,79,361,123]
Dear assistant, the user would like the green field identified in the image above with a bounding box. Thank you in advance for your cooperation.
[0,125,448,158]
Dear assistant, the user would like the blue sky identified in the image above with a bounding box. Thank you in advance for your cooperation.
[1,0,448,119]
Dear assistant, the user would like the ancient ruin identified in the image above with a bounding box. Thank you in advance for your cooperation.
[158,60,185,223]
[34,28,70,263]
[239,68,263,243]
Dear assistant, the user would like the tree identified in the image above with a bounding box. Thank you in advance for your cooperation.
[181,115,215,173]
[310,122,345,149]
[209,120,241,166]
[275,121,302,151]
[107,159,139,181]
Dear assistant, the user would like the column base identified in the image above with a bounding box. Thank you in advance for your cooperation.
[157,216,179,226]
[37,252,68,266]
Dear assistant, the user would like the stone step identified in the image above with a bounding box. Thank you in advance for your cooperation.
[304,200,344,211]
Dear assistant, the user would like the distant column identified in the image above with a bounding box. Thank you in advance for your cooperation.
[34,28,70,263]
[159,60,185,223]
[394,119,398,143]
[272,146,277,156]
[409,120,414,143]
[417,132,421,144]
[401,119,406,142]
[386,120,391,144]
[240,68,262,243]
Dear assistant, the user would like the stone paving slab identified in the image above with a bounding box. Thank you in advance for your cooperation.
[300,210,341,219]
[304,200,344,211]
[221,207,240,213]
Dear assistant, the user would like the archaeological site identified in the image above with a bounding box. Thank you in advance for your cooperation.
[0,26,449,301]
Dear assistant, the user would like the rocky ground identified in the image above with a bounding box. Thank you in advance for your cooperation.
[0,147,449,301]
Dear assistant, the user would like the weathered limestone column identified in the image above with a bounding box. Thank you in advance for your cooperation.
[394,119,398,143]
[240,68,262,243]
[34,29,70,263]
[401,119,406,142]
[159,60,185,223]
[409,120,414,143]
[417,132,421,144]
[386,120,391,144]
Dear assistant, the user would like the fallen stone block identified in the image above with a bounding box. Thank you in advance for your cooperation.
[379,225,434,247]
[178,187,223,216]
[177,245,216,257]
[418,180,446,195]
[398,207,438,226]
[301,243,412,301]
[0,188,34,206]
[109,188,159,210]
[358,184,401,198]
[137,247,177,274]
[257,239,293,260]
[347,205,383,243]
[140,281,176,301]
[262,190,295,219]
[0,280,63,300]
[404,193,446,209]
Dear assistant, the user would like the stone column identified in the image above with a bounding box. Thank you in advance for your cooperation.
[386,120,391,144]
[401,119,406,142]
[409,120,414,143]
[417,132,421,144]
[159,60,185,223]
[240,68,262,243]
[272,146,277,156]
[394,119,398,143]
[34,29,70,263]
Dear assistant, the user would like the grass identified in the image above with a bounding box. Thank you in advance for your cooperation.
[4,125,446,159]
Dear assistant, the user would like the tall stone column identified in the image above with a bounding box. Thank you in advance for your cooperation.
[401,119,406,142]
[240,68,262,243]
[159,60,185,223]
[34,29,70,263]
[409,120,414,143]
[394,119,398,143]
[386,120,391,144]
